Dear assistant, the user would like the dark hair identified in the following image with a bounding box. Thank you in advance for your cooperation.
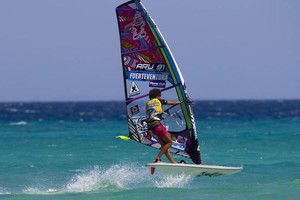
[149,89,161,99]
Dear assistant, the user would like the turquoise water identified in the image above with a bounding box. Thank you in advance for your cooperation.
[0,101,300,199]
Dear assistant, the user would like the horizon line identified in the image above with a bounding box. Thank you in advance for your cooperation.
[0,98,300,104]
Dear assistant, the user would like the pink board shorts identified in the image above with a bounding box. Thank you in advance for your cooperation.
[150,124,168,139]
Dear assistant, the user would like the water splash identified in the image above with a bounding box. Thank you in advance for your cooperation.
[154,173,192,188]
[64,164,193,192]
[5,163,193,195]
[65,163,151,192]
[65,166,102,192]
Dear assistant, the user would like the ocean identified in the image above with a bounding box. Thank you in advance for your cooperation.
[0,100,299,200]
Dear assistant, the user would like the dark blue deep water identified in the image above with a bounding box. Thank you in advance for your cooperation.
[1,100,299,122]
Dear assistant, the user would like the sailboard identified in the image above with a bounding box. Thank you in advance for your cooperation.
[115,0,242,176]
[146,163,242,177]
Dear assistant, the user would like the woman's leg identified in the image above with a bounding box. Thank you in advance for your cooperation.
[155,133,176,163]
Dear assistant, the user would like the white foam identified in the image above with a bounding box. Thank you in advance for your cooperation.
[15,163,193,195]
[0,187,10,194]
[22,187,57,195]
[65,164,147,192]
[65,166,101,192]
[64,164,193,192]
[9,121,28,126]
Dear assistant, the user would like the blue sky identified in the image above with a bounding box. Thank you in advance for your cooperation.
[0,0,299,102]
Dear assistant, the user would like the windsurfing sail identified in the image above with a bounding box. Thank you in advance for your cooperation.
[116,0,201,164]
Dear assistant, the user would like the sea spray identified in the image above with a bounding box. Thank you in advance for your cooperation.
[65,164,149,192]
[65,163,193,193]
[153,173,192,188]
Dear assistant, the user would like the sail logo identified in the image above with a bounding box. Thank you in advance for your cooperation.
[136,63,166,72]
[149,80,166,88]
[130,105,140,116]
[132,11,146,40]
[172,136,188,151]
[129,81,140,97]
[127,72,168,82]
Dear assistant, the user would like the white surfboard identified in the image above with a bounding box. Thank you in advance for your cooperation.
[146,162,243,177]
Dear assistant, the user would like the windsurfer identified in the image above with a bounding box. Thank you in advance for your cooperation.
[145,88,180,164]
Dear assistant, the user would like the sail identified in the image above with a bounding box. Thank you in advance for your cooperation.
[116,0,201,164]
